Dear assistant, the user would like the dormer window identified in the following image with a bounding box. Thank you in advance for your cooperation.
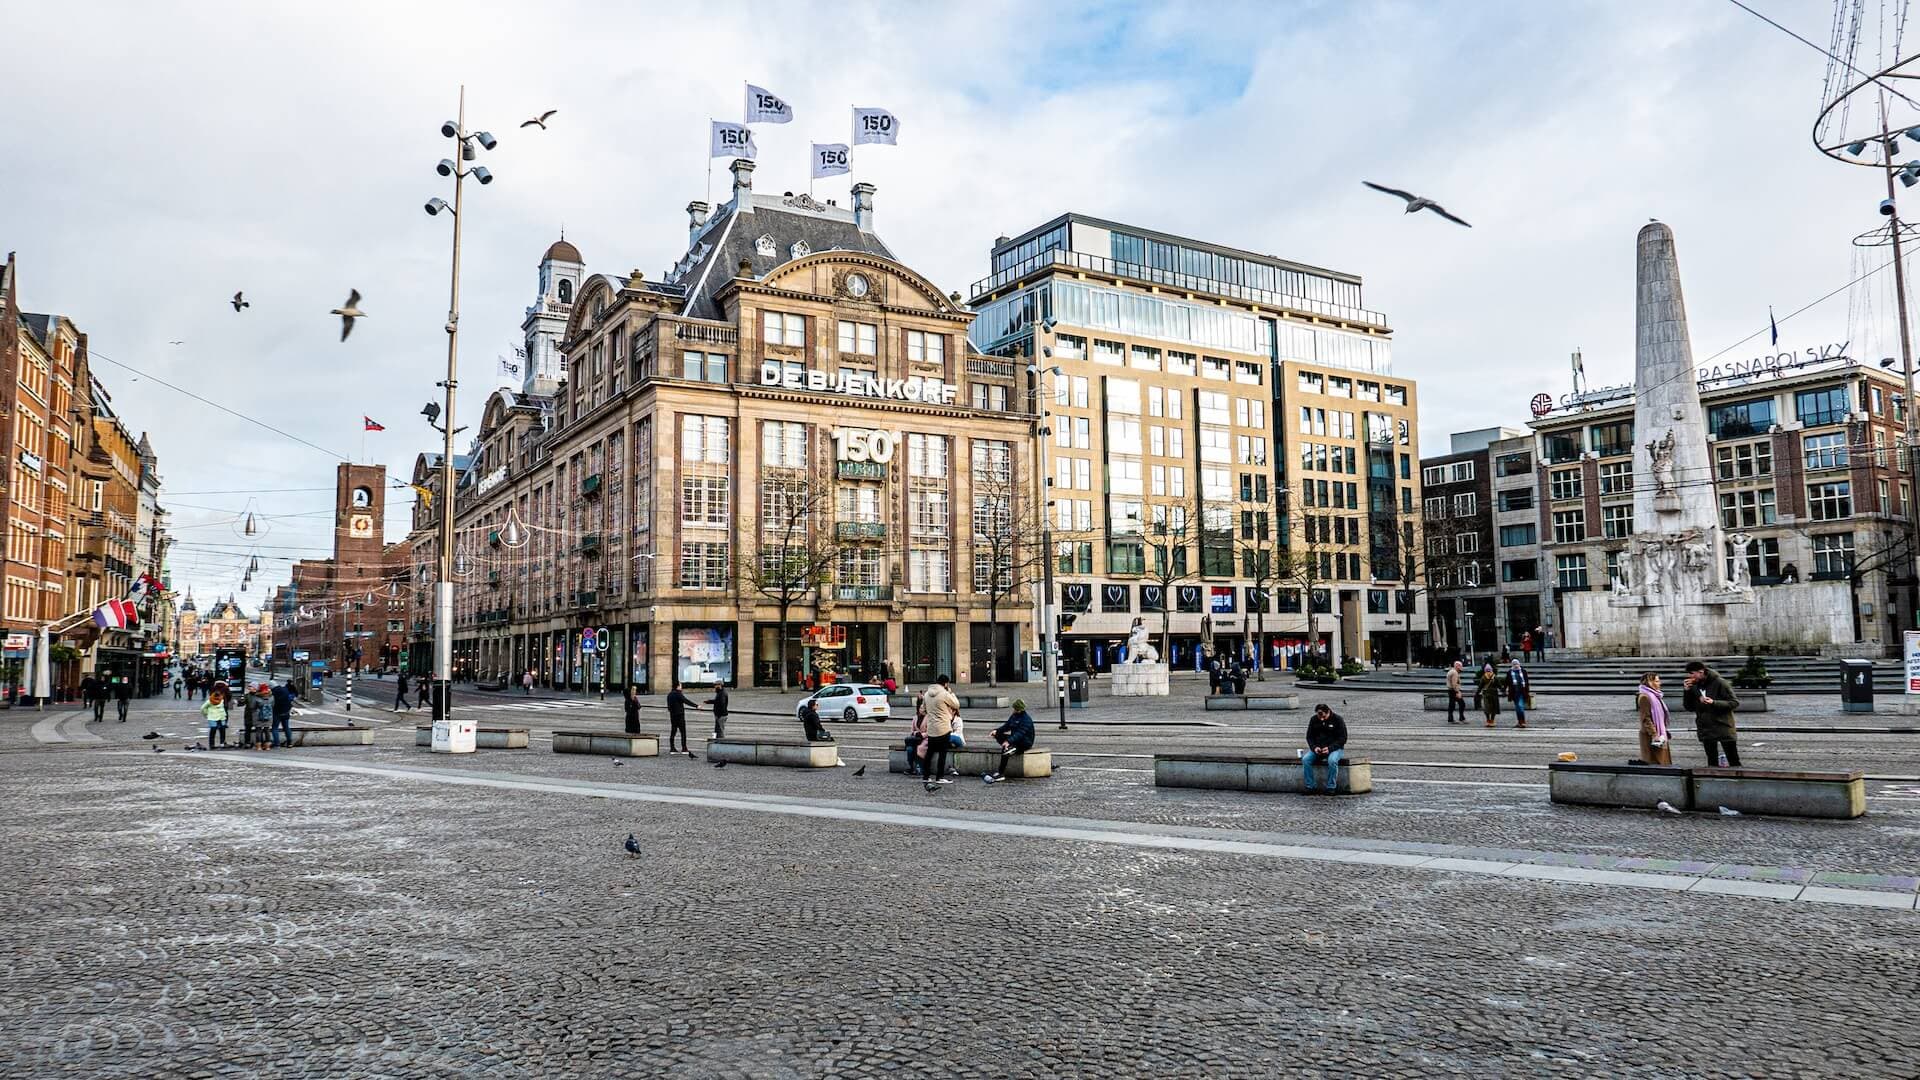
[790,240,811,260]
[755,235,776,257]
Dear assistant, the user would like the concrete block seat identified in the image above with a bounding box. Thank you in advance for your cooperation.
[552,731,659,757]
[284,725,375,747]
[705,737,840,768]
[1549,761,1692,810]
[1694,767,1864,820]
[1153,752,1372,794]
[887,746,1052,778]
[957,694,1010,710]
[414,725,529,749]
[1203,693,1301,712]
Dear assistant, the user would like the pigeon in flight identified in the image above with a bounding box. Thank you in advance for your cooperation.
[231,291,249,312]
[167,340,183,346]
[520,109,558,130]
[1362,181,1473,228]
[852,765,867,778]
[331,289,365,341]
[623,833,640,857]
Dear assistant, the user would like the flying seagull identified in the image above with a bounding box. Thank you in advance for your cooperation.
[167,340,183,346]
[520,109,558,130]
[623,833,640,858]
[1362,181,1472,228]
[231,291,249,312]
[331,289,365,341]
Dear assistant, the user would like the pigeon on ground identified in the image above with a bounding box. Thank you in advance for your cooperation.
[153,746,165,753]
[611,759,623,767]
[1362,181,1473,227]
[623,833,640,857]
[712,761,726,769]
[520,109,558,130]
[687,752,699,761]
[1718,806,1742,816]
[231,291,249,312]
[141,731,161,740]
[331,289,365,341]
[852,765,867,777]
[1655,801,1682,815]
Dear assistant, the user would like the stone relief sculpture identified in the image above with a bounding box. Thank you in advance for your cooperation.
[1125,616,1160,663]
[1728,532,1754,590]
[1646,429,1677,497]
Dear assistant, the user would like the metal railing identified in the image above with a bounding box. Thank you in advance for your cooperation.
[968,248,1389,328]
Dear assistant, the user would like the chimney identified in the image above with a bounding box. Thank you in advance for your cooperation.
[730,159,756,210]
[852,182,876,232]
[686,201,711,241]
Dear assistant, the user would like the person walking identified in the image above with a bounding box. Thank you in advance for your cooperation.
[1507,657,1531,729]
[522,669,534,695]
[982,699,1036,784]
[79,675,97,718]
[114,675,133,723]
[704,683,729,739]
[1635,672,1672,766]
[623,683,642,735]
[664,681,696,755]
[271,679,296,749]
[416,677,430,710]
[1683,660,1742,767]
[393,672,412,711]
[1206,656,1222,696]
[173,674,183,699]
[91,677,109,723]
[201,686,230,749]
[1444,660,1467,724]
[921,674,961,793]
[1477,662,1502,727]
[1301,703,1349,794]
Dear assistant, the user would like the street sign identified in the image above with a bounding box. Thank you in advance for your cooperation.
[581,628,598,654]
[4,633,30,651]
[1905,631,1920,693]
[292,650,309,662]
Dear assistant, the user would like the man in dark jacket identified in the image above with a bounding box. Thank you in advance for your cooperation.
[393,672,411,711]
[983,701,1037,784]
[1302,703,1349,793]
[799,696,830,743]
[114,676,133,722]
[270,681,296,748]
[704,685,730,739]
[1683,661,1742,767]
[664,681,697,754]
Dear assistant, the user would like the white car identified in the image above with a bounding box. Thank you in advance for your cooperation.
[798,683,892,723]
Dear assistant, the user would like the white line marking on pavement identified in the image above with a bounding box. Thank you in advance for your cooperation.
[29,713,69,743]
[170,753,1920,914]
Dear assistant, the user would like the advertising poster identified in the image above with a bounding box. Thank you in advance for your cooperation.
[677,627,734,686]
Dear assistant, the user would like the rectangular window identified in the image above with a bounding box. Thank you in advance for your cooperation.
[1499,523,1537,547]
[1812,532,1855,577]
[1808,480,1852,521]
[1549,468,1583,501]
[1598,460,1634,495]
[1424,496,1448,519]
[1551,510,1586,543]
[1452,492,1477,517]
[1166,351,1196,377]
[680,350,727,383]
[1708,398,1776,438]
[1072,376,1090,408]
[1054,334,1086,360]
[1092,339,1124,366]
[1555,553,1589,590]
[837,485,882,523]
[1496,452,1533,476]
[1130,345,1161,371]
[906,330,945,364]
[1167,428,1183,457]
[679,415,730,463]
[1147,386,1164,417]
[1298,371,1324,394]
[1543,432,1581,464]
[1725,536,1782,582]
[1796,386,1850,427]
[1422,465,1446,486]
[762,311,805,347]
[1497,489,1534,512]
[1803,432,1849,471]
[1150,426,1165,457]
[907,433,950,478]
[1588,420,1633,457]
[1448,460,1475,483]
[909,489,950,539]
[1455,532,1479,553]
[1718,488,1777,528]
[837,320,878,356]
[678,541,729,589]
[1234,360,1263,384]
[908,549,953,593]
[761,420,806,468]
[1202,356,1230,381]
[1601,503,1633,539]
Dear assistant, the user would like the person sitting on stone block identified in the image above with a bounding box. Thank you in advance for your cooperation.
[1302,704,1348,794]
[983,700,1037,784]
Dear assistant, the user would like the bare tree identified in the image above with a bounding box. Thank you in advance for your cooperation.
[1140,489,1203,661]
[740,478,840,692]
[969,454,1049,688]
[1235,481,1285,680]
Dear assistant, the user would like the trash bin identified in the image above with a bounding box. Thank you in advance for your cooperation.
[1067,671,1090,708]
[1840,659,1875,714]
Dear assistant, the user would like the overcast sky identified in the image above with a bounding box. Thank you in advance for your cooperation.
[3,0,1907,609]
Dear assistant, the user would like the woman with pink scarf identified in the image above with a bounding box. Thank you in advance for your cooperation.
[1636,672,1672,766]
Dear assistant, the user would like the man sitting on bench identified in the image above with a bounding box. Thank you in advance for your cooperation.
[1302,703,1348,794]
[982,700,1036,784]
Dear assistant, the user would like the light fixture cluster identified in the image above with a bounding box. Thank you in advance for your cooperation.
[1843,129,1920,186]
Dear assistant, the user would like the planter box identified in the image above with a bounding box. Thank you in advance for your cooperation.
[705,737,839,768]
[414,725,529,749]
[552,731,659,757]
[1732,690,1770,712]
[1549,762,1693,810]
[1693,767,1864,819]
[286,726,374,747]
[887,747,1052,778]
[1153,752,1371,795]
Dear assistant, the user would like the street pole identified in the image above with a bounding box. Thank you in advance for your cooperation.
[1881,94,1920,638]
[1031,325,1065,730]
[433,87,467,727]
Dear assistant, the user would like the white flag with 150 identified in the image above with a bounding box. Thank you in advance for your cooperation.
[711,120,757,159]
[852,107,899,145]
[812,143,851,178]
[745,84,794,124]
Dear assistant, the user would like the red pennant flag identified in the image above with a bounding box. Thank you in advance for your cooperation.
[364,416,386,431]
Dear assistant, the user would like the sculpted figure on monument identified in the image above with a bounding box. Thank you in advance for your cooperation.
[1646,430,1677,497]
[1728,532,1753,589]
[1641,540,1667,594]
[1125,616,1160,663]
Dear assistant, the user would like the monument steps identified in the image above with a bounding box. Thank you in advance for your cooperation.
[1334,656,1900,695]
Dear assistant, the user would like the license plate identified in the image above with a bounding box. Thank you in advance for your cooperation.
[871,705,888,714]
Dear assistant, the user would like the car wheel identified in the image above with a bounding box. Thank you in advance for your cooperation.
[843,707,859,723]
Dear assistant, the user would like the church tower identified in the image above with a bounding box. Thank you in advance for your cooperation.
[521,237,583,398]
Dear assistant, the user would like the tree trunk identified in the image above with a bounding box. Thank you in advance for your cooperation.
[1255,608,1266,680]
[777,603,791,692]
[1161,607,1172,668]
[986,600,999,688]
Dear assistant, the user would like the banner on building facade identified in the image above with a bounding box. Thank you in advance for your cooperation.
[852,107,899,145]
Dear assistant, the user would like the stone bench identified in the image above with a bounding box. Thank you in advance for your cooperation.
[414,725,529,749]
[1694,767,1864,820]
[957,693,1009,710]
[1153,753,1372,794]
[285,725,374,747]
[887,746,1052,778]
[705,737,840,768]
[1549,761,1692,810]
[552,730,659,757]
[1203,693,1301,712]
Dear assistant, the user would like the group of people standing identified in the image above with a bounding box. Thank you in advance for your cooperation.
[77,673,133,723]
[195,679,297,749]
[1636,662,1743,768]
[1443,657,1532,728]
[900,675,1036,790]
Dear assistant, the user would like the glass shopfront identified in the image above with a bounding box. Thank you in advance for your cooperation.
[675,623,735,687]
[904,623,953,686]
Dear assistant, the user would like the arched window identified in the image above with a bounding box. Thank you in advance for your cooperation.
[558,279,573,304]
[352,486,373,508]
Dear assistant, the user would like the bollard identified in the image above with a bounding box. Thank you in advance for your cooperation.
[345,666,353,712]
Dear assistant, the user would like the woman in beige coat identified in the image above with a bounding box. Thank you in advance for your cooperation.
[1636,672,1673,766]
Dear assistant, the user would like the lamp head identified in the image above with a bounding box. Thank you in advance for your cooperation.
[437,158,455,177]
[421,401,442,423]
[471,166,492,185]
[473,131,497,151]
[441,120,459,139]
[424,197,450,216]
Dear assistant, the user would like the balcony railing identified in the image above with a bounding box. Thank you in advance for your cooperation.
[968,248,1389,328]
[834,521,887,541]
[672,321,739,346]
[574,590,599,610]
[834,584,893,602]
[966,357,1016,380]
[580,533,602,557]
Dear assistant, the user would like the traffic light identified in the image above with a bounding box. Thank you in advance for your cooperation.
[1057,613,1077,634]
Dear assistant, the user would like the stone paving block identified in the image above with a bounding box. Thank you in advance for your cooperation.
[1799,887,1918,909]
[1809,871,1920,892]
[1707,864,1816,884]
[1689,879,1803,901]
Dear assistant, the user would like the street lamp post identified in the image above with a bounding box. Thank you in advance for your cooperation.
[423,87,495,725]
[1029,322,1068,730]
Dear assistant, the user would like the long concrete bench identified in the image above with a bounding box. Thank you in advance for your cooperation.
[1549,761,1692,809]
[285,725,374,747]
[552,730,659,757]
[1203,693,1301,712]
[887,746,1052,778]
[414,725,529,749]
[1694,767,1864,819]
[1153,753,1372,794]
[706,737,839,768]
[957,693,1009,709]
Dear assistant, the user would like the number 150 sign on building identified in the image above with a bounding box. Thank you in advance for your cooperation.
[833,427,895,480]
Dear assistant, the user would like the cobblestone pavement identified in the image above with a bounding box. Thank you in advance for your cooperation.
[5,689,1920,1078]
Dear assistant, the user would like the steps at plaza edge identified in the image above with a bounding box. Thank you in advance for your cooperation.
[1327,655,1905,696]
